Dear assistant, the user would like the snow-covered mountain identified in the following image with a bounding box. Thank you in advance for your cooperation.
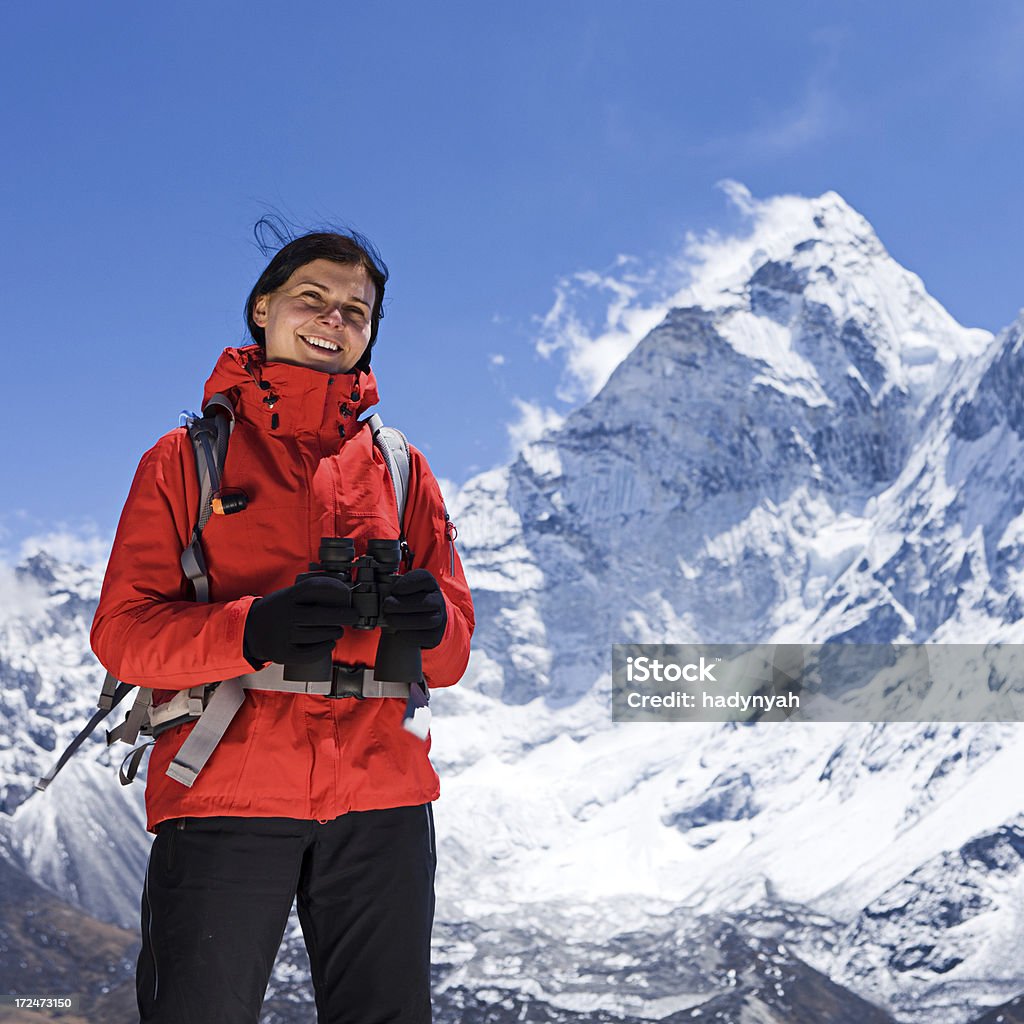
[0,554,150,931]
[4,188,1024,1024]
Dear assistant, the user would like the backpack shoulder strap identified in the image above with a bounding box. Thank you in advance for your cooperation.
[365,412,409,523]
[115,395,236,778]
[180,393,235,603]
[364,413,413,569]
[36,395,239,792]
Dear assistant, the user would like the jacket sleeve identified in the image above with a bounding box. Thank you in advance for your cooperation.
[403,446,475,688]
[90,430,259,690]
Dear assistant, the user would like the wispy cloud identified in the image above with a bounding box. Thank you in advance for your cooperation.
[0,525,109,621]
[17,528,112,569]
[535,255,676,404]
[696,82,836,162]
[0,563,49,621]
[970,3,1024,93]
[693,26,847,161]
[0,508,112,569]
[434,477,462,509]
[506,399,565,454]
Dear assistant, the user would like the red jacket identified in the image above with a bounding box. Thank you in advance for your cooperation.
[91,346,475,832]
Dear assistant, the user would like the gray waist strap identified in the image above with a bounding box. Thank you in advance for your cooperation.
[166,664,410,788]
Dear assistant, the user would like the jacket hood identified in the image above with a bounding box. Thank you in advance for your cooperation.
[202,345,380,442]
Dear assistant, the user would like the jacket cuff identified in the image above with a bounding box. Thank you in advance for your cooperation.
[422,598,462,688]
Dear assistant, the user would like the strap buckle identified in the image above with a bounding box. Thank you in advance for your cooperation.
[328,663,371,700]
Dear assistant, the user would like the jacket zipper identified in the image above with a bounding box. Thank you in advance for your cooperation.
[444,511,457,576]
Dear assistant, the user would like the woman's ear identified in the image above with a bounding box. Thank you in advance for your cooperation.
[252,295,269,327]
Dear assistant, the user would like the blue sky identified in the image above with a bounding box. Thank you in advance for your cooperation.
[2,1,1023,558]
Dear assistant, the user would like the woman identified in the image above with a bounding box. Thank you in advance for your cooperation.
[91,226,475,1024]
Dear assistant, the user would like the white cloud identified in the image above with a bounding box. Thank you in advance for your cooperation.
[489,353,506,367]
[506,399,565,454]
[707,86,834,159]
[975,6,1024,91]
[18,528,112,569]
[0,563,49,621]
[691,27,846,163]
[434,477,462,509]
[535,258,674,404]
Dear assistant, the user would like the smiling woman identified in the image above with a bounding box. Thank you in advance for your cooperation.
[89,221,475,1024]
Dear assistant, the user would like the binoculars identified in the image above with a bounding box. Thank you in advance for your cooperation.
[283,537,421,685]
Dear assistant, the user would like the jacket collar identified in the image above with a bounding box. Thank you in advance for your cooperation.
[202,345,380,443]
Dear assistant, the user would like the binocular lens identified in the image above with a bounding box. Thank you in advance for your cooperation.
[318,537,356,572]
[367,539,401,570]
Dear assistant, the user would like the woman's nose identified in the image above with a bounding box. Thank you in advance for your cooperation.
[318,305,346,327]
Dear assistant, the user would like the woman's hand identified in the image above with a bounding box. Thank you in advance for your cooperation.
[243,577,358,668]
[382,569,448,650]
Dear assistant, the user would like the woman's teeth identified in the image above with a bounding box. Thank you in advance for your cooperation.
[303,336,340,352]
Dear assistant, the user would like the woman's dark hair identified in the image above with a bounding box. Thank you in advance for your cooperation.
[244,217,389,372]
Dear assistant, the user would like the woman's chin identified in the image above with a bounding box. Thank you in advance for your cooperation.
[265,353,353,374]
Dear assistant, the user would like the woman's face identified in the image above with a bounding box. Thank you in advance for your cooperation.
[253,258,376,374]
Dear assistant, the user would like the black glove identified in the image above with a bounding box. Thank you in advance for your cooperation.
[382,569,447,650]
[243,576,358,668]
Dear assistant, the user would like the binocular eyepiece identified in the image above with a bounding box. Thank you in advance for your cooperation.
[283,537,421,686]
[315,537,402,575]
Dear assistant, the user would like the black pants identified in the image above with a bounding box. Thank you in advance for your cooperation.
[137,805,436,1024]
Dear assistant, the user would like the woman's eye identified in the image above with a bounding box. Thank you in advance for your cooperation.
[302,291,323,302]
[346,308,367,322]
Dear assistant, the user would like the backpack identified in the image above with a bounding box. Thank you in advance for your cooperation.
[36,393,423,792]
